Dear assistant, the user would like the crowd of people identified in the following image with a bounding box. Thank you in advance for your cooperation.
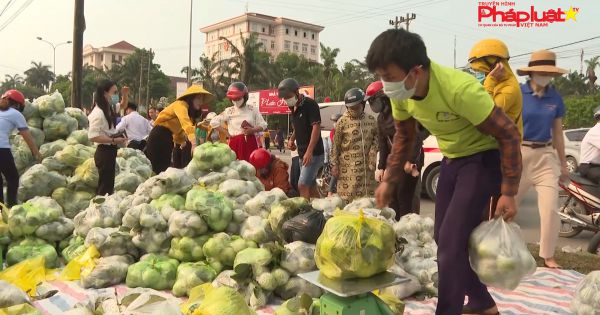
[1,26,597,315]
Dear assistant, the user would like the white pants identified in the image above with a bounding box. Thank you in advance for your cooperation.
[515,146,561,259]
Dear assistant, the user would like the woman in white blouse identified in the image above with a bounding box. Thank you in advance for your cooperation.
[211,82,267,162]
[88,80,128,195]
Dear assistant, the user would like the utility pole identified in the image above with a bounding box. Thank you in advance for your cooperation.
[580,49,584,74]
[71,0,85,108]
[138,50,145,105]
[187,0,193,87]
[389,13,416,31]
[453,35,457,68]
[146,49,151,107]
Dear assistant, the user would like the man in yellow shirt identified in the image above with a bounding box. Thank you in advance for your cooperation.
[469,39,523,138]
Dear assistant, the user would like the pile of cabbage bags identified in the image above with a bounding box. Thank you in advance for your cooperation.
[74,195,125,237]
[7,196,74,242]
[17,164,67,201]
[122,204,171,254]
[571,270,600,314]
[185,142,236,177]
[469,218,537,290]
[315,211,396,280]
[6,237,58,268]
[126,254,180,290]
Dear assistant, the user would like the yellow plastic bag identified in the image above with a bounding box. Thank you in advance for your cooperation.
[315,210,396,280]
[181,283,255,315]
[374,291,405,315]
[59,246,100,281]
[0,303,41,315]
[0,256,46,296]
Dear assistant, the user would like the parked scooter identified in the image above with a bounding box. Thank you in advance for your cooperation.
[558,173,600,254]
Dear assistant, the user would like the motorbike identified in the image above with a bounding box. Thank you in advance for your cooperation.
[558,173,600,254]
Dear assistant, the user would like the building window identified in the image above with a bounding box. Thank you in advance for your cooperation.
[90,55,94,62]
[302,44,308,53]
[261,39,268,51]
[251,23,257,32]
[119,55,123,62]
[112,54,116,62]
[271,41,275,50]
[285,28,289,35]
[284,40,290,51]
[262,27,265,33]
[100,54,104,62]
[312,33,315,40]
[293,42,299,52]
[310,45,316,54]
[294,30,298,36]
[303,32,307,38]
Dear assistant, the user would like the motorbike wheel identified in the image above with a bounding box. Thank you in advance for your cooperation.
[558,193,585,238]
[587,232,600,254]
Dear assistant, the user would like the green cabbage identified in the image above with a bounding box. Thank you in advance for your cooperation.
[68,158,98,191]
[84,227,138,258]
[40,139,68,159]
[27,116,43,129]
[65,107,89,129]
[6,237,58,268]
[43,113,78,141]
[204,233,257,268]
[168,210,208,238]
[21,99,39,120]
[18,164,67,201]
[55,144,95,169]
[191,142,236,172]
[9,196,64,238]
[114,172,144,193]
[185,188,233,232]
[151,194,186,220]
[126,254,179,290]
[11,142,33,174]
[66,129,91,146]
[81,255,132,289]
[60,235,86,262]
[168,235,210,262]
[52,188,93,219]
[35,91,65,118]
[172,262,218,297]
[73,195,124,237]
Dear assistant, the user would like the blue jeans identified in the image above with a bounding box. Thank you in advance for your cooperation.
[298,154,325,187]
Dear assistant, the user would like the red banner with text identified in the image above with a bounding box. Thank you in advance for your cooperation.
[252,86,315,115]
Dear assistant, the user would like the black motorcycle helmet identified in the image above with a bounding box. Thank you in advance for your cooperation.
[278,78,300,99]
[344,88,366,108]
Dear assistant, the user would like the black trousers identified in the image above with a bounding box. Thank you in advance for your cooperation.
[127,139,147,151]
[94,145,118,196]
[0,148,19,207]
[146,126,174,175]
[265,138,270,150]
[579,163,600,184]
[390,172,421,220]
[173,140,192,169]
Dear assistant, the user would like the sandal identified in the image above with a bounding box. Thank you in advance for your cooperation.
[462,305,500,315]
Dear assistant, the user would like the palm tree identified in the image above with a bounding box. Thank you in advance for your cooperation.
[553,71,588,96]
[585,56,599,92]
[182,53,230,100]
[24,61,55,90]
[218,32,272,88]
[320,43,340,80]
[2,73,23,89]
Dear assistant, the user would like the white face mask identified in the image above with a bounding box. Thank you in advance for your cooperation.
[532,74,552,87]
[382,71,418,101]
[232,99,244,107]
[285,96,298,107]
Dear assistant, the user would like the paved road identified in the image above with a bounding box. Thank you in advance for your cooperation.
[270,149,591,252]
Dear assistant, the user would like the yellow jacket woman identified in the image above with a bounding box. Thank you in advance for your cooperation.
[145,85,213,174]
[469,39,523,138]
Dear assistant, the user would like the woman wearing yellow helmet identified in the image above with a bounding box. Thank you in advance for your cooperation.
[469,39,523,139]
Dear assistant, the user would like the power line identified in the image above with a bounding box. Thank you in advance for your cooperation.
[0,0,13,18]
[326,0,447,27]
[510,36,600,59]
[0,0,33,32]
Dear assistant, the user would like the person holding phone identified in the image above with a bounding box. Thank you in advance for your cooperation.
[88,80,128,196]
[212,82,267,162]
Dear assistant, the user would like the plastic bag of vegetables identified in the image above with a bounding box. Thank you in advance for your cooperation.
[35,91,65,118]
[181,284,256,315]
[0,218,10,245]
[228,160,257,181]
[65,107,89,129]
[68,158,99,191]
[185,188,233,232]
[198,172,227,189]
[0,280,30,308]
[21,99,39,120]
[280,241,317,274]
[8,196,64,237]
[172,262,218,297]
[275,276,323,300]
[43,112,78,141]
[571,270,600,314]
[18,164,67,201]
[40,139,67,159]
[66,129,91,146]
[74,195,123,236]
[343,198,396,222]
[275,294,320,315]
[204,233,258,269]
[6,237,58,268]
[84,227,138,258]
[168,235,210,262]
[315,211,396,280]
[245,188,288,217]
[469,218,537,290]
[240,216,273,244]
[218,179,258,198]
[126,254,179,290]
[13,126,44,147]
[168,211,208,238]
[41,156,71,175]
[268,197,311,241]
[131,227,172,254]
[11,142,33,173]
[35,217,74,242]
[312,195,344,216]
[191,142,237,172]
[232,247,273,279]
[27,116,43,129]
[52,188,94,219]
[81,255,133,289]
[61,236,86,262]
[55,144,95,169]
[114,172,144,193]
[135,168,196,199]
[244,281,271,309]
[122,204,167,230]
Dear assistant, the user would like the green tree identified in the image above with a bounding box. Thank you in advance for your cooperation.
[183,53,229,100]
[553,71,588,97]
[563,93,600,129]
[219,32,272,89]
[24,61,55,90]
[51,74,72,106]
[2,73,24,90]
[585,56,599,92]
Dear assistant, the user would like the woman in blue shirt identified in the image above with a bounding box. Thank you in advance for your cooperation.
[0,90,42,206]
[516,50,569,269]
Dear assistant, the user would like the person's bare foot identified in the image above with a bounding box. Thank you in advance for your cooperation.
[544,258,562,269]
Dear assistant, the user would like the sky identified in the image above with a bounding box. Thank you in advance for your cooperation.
[0,0,599,83]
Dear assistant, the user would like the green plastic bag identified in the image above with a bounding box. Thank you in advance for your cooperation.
[172,262,217,297]
[126,254,179,290]
[315,211,395,280]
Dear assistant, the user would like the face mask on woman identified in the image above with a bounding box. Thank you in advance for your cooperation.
[233,99,244,107]
[531,74,553,87]
[111,94,119,106]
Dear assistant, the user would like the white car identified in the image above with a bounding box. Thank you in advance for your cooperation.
[421,136,443,201]
[564,128,589,173]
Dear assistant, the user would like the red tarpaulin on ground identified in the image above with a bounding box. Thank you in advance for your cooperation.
[254,86,315,115]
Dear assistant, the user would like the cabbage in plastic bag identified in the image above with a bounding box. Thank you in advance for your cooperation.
[52,188,94,219]
[12,127,44,147]
[198,172,227,188]
[469,218,537,290]
[126,254,179,290]
[66,129,91,146]
[228,160,257,181]
[6,237,58,268]
[275,276,322,300]
[315,211,396,280]
[27,116,43,129]
[268,197,311,241]
[168,210,208,238]
[205,233,258,268]
[61,235,86,262]
[65,107,89,129]
[135,168,196,199]
[122,204,167,231]
[84,227,138,257]
[81,255,132,289]
[114,171,144,193]
[185,188,233,232]
[35,217,74,242]
[8,196,64,238]
[151,194,186,220]
[312,195,344,215]
[191,142,236,172]
[40,139,67,159]
[240,216,273,244]
[280,241,317,274]
[172,261,218,297]
[182,284,255,315]
[68,158,98,191]
[168,235,210,262]
[35,91,65,118]
[18,164,67,201]
[21,99,39,120]
[74,195,124,237]
[218,179,258,198]
[571,271,600,315]
[55,144,95,169]
[43,112,78,141]
[11,142,33,173]
[245,189,289,217]
[0,280,30,308]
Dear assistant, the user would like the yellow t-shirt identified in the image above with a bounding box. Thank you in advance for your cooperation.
[392,62,498,158]
[154,100,195,145]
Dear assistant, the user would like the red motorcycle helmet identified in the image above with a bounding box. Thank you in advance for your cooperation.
[2,89,25,106]
[365,81,383,101]
[226,82,249,101]
[249,148,271,170]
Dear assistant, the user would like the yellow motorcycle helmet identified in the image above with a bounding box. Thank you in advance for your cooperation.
[468,39,509,63]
